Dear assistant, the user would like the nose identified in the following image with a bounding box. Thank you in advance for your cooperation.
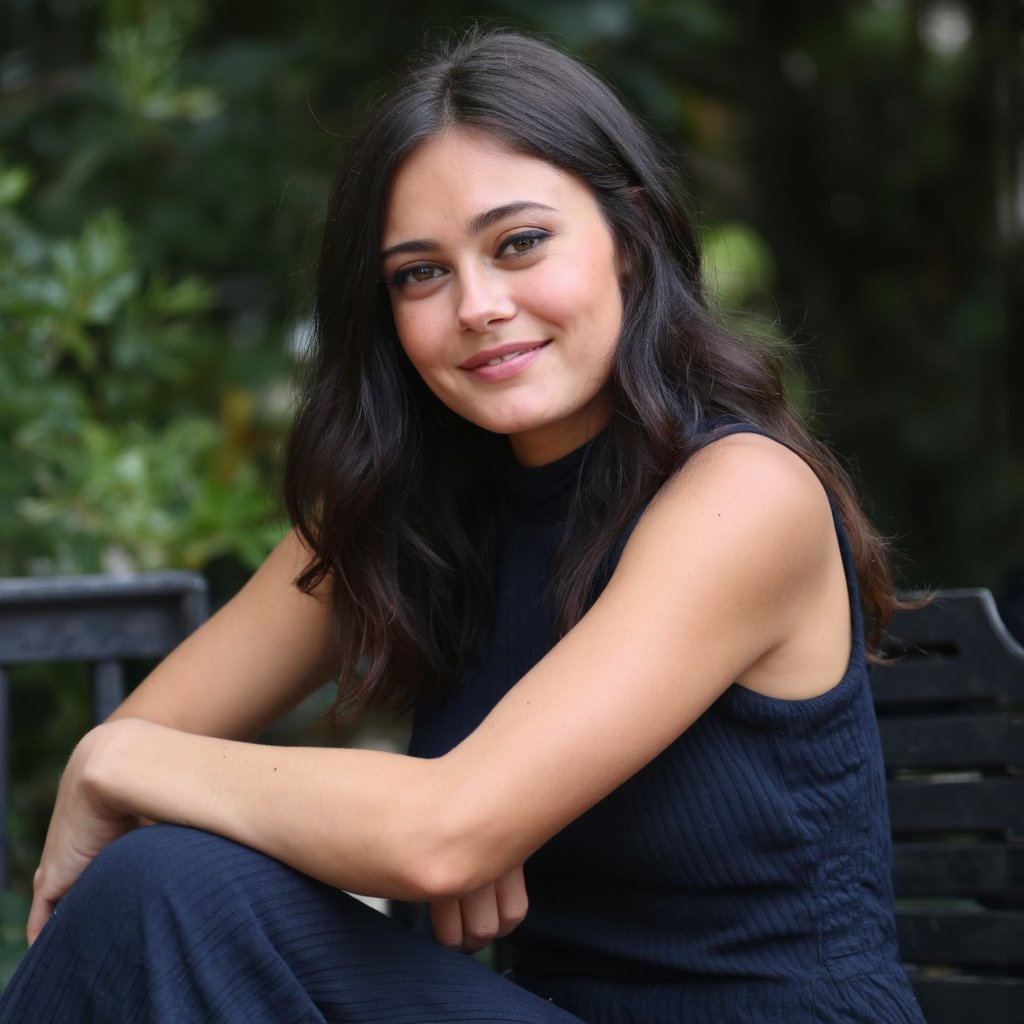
[456,266,516,332]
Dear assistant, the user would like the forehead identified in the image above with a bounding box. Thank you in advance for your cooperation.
[382,130,594,243]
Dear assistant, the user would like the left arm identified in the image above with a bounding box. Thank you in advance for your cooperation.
[31,435,849,938]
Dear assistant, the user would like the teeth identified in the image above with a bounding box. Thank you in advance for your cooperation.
[485,350,526,366]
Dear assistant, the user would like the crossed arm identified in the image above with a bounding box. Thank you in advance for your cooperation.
[28,434,852,949]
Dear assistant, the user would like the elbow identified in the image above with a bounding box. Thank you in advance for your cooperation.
[392,782,516,900]
[403,858,475,902]
[397,828,496,902]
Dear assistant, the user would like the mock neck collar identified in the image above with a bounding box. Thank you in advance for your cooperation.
[494,439,593,523]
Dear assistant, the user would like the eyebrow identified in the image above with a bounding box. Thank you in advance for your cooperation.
[380,201,557,263]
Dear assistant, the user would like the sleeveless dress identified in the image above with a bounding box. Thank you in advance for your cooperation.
[0,429,926,1023]
[409,429,926,1023]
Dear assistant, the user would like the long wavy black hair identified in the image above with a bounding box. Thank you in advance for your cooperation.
[284,29,896,719]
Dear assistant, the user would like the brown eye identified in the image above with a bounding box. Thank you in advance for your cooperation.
[499,230,549,258]
[391,263,445,288]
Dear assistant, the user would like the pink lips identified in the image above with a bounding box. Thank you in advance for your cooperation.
[459,341,549,382]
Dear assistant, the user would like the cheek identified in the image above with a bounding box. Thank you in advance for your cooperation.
[551,252,623,348]
[392,308,443,373]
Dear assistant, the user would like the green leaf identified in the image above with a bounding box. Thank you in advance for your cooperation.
[0,164,33,208]
[702,221,776,308]
[146,274,214,317]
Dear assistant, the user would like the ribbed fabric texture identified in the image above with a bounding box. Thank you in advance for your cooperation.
[409,430,926,1023]
[1,430,927,1022]
[0,826,584,1023]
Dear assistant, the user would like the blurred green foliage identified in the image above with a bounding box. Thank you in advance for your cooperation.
[0,0,303,580]
[1,0,1017,594]
[0,0,1021,970]
[0,169,286,576]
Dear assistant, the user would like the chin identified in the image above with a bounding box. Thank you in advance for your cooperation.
[462,407,552,438]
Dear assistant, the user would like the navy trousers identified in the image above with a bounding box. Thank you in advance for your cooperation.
[0,825,584,1023]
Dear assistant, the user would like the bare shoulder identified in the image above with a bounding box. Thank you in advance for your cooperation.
[662,431,828,517]
[628,431,836,575]
[604,430,845,681]
[610,430,850,699]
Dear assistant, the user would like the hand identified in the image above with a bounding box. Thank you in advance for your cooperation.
[429,863,529,954]
[27,723,142,945]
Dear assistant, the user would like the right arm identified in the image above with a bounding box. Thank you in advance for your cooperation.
[65,528,523,952]
[32,437,831,942]
[108,529,341,739]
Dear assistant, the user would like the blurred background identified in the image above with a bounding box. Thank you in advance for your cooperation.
[0,0,1021,974]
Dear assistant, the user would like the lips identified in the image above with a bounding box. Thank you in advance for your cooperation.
[459,341,549,371]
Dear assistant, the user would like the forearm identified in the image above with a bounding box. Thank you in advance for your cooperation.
[89,718,461,900]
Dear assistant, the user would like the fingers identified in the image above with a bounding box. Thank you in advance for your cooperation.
[429,896,465,951]
[26,885,56,947]
[493,863,529,937]
[27,855,70,946]
[455,884,502,955]
[23,735,142,947]
[429,865,530,955]
[26,900,52,947]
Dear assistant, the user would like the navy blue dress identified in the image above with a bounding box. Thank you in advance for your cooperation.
[0,431,926,1023]
[410,432,925,1022]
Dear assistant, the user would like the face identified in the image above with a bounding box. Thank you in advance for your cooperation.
[381,129,623,467]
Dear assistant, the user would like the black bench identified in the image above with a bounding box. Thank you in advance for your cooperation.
[873,588,1024,1024]
[0,572,208,890]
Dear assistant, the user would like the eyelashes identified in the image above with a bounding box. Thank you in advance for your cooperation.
[389,264,444,288]
[497,229,549,257]
[386,230,552,290]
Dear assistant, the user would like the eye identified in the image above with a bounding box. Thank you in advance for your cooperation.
[497,230,549,258]
[389,263,446,288]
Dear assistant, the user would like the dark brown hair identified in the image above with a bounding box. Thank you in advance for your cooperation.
[284,29,896,719]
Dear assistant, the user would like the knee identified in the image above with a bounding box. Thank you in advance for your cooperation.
[71,824,259,913]
[24,827,233,966]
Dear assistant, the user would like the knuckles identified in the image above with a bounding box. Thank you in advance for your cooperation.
[498,894,529,931]
[462,920,500,951]
[435,928,465,951]
[430,872,529,954]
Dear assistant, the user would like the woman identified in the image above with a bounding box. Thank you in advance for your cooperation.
[1,30,925,1024]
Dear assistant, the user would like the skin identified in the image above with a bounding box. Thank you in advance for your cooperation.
[382,130,623,466]
[26,132,853,960]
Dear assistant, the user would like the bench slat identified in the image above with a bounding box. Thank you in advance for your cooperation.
[897,907,1024,965]
[878,714,1024,769]
[910,974,1024,1024]
[873,659,1020,705]
[875,590,1024,706]
[892,843,1024,899]
[887,778,1024,835]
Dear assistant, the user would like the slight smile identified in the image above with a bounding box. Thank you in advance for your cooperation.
[460,341,550,382]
